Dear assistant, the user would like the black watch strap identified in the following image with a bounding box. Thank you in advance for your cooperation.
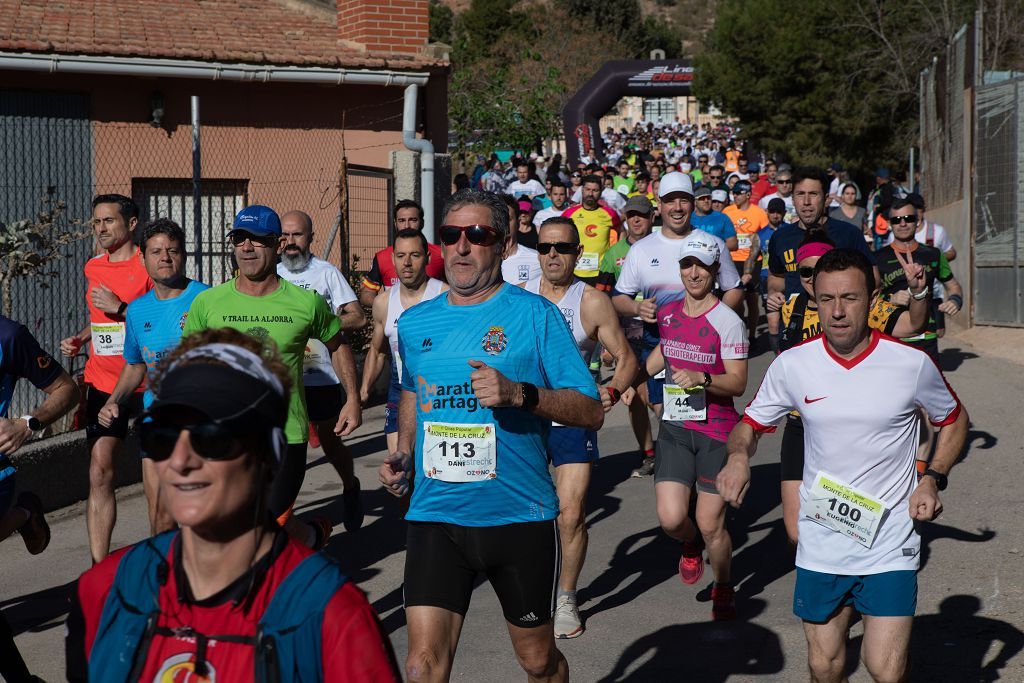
[923,468,948,491]
[520,382,540,412]
[703,372,712,387]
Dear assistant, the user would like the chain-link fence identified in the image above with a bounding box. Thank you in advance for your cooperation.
[1,90,394,418]
[920,25,972,209]
[974,77,1024,325]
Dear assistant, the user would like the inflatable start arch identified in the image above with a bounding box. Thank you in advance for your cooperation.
[562,60,694,166]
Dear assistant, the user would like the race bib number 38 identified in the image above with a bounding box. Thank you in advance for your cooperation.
[422,422,497,483]
[662,384,707,422]
[91,322,126,356]
[804,471,888,548]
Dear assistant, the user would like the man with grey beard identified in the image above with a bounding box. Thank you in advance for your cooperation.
[277,210,367,533]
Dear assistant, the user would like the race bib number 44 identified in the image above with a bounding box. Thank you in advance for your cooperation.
[91,322,126,356]
[662,384,707,422]
[804,471,888,548]
[423,422,497,483]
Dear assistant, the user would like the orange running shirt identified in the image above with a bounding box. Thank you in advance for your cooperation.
[723,204,769,262]
[83,249,152,393]
[724,150,741,173]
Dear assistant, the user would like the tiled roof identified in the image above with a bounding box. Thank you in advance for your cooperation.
[0,0,446,69]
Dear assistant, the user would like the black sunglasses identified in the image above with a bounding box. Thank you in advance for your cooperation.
[537,242,578,255]
[776,179,793,185]
[438,224,501,247]
[229,231,278,247]
[799,266,815,279]
[139,421,242,462]
[890,215,918,225]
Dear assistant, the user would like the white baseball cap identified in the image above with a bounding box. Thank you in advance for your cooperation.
[658,171,694,199]
[679,235,721,266]
[711,189,729,203]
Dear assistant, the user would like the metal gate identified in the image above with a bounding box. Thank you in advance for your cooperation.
[0,89,95,414]
[974,77,1024,326]
[343,164,394,275]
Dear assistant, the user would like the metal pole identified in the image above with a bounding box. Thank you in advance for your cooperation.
[191,95,203,282]
[908,146,915,193]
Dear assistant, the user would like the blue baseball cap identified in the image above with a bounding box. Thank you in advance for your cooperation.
[230,205,281,236]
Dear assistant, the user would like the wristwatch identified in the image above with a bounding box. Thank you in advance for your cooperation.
[702,372,713,388]
[520,382,540,412]
[20,415,41,433]
[923,468,948,491]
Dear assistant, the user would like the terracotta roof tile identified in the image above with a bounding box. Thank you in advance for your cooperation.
[0,0,447,69]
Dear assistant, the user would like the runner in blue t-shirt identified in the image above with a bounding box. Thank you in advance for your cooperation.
[378,189,602,683]
[97,219,208,533]
[690,186,737,248]
[0,315,79,683]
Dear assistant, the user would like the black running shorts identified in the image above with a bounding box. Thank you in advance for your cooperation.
[404,520,560,629]
[304,383,346,423]
[653,421,727,493]
[85,387,143,442]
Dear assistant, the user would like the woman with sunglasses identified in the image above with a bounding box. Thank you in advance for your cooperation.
[766,237,928,546]
[67,329,399,682]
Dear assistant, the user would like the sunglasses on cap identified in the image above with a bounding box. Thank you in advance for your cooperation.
[438,224,502,247]
[139,420,243,462]
[229,231,279,248]
[537,241,578,255]
[890,215,918,225]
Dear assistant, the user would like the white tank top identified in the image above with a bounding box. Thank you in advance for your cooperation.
[526,278,597,358]
[386,278,444,381]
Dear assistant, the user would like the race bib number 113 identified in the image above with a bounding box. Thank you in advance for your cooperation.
[422,422,497,483]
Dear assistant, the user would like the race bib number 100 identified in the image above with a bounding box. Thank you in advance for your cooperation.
[662,384,707,422]
[91,322,126,356]
[804,471,888,548]
[422,422,497,483]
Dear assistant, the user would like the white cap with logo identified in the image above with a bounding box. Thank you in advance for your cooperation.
[658,171,694,199]
[711,189,729,203]
[679,235,721,266]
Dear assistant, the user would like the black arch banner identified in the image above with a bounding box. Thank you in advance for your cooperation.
[562,60,694,167]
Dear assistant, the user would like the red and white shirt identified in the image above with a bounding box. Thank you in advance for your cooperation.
[743,330,961,574]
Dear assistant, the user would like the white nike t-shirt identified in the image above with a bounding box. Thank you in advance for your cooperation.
[743,330,961,575]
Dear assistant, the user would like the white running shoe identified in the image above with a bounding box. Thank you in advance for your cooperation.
[553,595,584,639]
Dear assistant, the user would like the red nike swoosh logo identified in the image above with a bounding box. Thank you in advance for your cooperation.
[804,396,828,404]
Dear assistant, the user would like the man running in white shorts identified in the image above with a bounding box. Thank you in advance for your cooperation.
[718,248,968,683]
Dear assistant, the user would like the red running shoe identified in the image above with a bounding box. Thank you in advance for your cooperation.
[711,583,737,621]
[678,536,705,585]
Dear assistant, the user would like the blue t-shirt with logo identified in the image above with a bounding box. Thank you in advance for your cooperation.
[690,211,736,243]
[398,284,598,526]
[768,218,875,296]
[123,280,210,407]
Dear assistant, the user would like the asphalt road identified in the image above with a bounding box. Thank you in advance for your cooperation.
[3,333,1023,682]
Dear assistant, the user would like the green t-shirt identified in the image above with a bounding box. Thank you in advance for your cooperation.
[599,239,633,283]
[183,278,341,443]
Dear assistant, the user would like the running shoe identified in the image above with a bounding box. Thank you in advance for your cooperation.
[553,594,584,639]
[309,515,333,551]
[631,455,656,478]
[342,478,364,533]
[17,492,50,555]
[711,583,737,621]
[678,537,705,585]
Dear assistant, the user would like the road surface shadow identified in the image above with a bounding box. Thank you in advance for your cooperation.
[579,526,678,620]
[0,580,74,636]
[585,450,638,529]
[917,520,995,571]
[844,595,1024,681]
[596,599,784,682]
[938,347,978,372]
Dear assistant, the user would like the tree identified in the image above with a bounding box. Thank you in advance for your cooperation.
[556,0,683,58]
[694,0,977,169]
[429,0,454,44]
[0,198,89,317]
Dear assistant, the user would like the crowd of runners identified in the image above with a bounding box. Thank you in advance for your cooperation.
[0,119,971,683]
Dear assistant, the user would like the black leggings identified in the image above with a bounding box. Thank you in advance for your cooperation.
[269,442,308,518]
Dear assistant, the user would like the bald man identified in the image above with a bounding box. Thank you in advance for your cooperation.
[277,210,367,533]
